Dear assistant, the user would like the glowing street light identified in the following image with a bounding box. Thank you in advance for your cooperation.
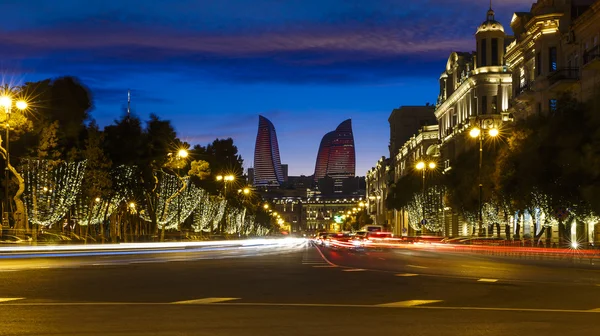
[1,95,28,221]
[415,160,437,232]
[177,148,188,158]
[94,197,101,203]
[263,203,270,210]
[469,127,481,138]
[470,124,500,238]
[216,174,236,233]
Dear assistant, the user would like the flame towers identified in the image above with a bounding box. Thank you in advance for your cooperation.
[314,119,356,181]
[253,115,284,186]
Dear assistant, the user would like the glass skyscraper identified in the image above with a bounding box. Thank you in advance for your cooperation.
[314,119,356,181]
[253,115,284,186]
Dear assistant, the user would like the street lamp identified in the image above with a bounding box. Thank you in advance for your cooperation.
[415,160,437,233]
[263,203,269,210]
[216,174,235,233]
[1,95,27,226]
[177,148,188,159]
[469,126,499,237]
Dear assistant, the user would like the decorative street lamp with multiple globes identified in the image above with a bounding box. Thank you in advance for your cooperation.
[1,95,27,223]
[415,160,436,232]
[469,126,499,237]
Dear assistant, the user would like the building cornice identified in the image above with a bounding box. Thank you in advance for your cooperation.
[434,72,512,119]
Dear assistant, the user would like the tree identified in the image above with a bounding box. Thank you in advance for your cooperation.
[192,138,244,195]
[80,122,112,242]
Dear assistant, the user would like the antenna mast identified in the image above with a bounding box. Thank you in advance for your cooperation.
[127,89,131,115]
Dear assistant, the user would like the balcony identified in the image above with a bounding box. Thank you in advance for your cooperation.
[583,45,600,70]
[514,80,535,102]
[547,68,579,92]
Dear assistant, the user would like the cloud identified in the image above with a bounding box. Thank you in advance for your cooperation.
[0,2,492,86]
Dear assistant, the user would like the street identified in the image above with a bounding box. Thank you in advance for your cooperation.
[0,241,599,335]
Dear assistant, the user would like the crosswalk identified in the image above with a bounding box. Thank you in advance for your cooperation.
[301,246,333,267]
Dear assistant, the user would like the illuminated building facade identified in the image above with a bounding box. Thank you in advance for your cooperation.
[366,157,391,229]
[505,0,594,119]
[391,125,441,237]
[435,6,513,172]
[313,119,356,182]
[253,115,284,187]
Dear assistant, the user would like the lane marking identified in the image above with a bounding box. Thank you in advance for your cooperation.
[378,300,443,307]
[407,265,428,269]
[589,308,600,312]
[313,246,338,267]
[478,278,498,283]
[313,265,336,268]
[0,269,18,272]
[342,269,366,272]
[396,273,419,277]
[173,297,240,304]
[302,262,328,265]
[0,298,24,303]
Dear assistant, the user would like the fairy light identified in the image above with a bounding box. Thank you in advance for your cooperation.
[163,182,206,230]
[224,207,246,234]
[74,165,136,226]
[23,159,87,227]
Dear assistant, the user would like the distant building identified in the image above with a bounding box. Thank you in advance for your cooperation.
[392,125,441,237]
[388,106,437,160]
[281,164,289,182]
[366,157,392,229]
[253,115,284,187]
[313,119,356,182]
[247,168,254,185]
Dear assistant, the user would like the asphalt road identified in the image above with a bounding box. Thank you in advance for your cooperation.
[0,241,599,336]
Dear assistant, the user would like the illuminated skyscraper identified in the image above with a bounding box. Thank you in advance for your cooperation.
[253,115,284,186]
[314,119,356,181]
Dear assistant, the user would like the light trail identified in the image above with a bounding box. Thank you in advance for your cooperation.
[0,238,307,259]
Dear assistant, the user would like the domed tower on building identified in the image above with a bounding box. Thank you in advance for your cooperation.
[475,5,506,68]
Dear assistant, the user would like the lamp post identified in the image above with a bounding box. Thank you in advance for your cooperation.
[0,95,27,230]
[415,160,436,234]
[216,174,235,234]
[469,124,499,237]
[175,149,188,234]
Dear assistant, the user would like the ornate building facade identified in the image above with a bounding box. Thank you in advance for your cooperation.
[436,7,513,172]
[366,157,391,228]
[505,0,594,118]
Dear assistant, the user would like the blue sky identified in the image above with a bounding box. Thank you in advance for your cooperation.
[0,0,533,176]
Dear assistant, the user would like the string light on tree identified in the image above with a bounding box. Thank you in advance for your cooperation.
[23,159,87,227]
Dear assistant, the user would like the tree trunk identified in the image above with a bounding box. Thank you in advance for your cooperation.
[534,227,546,246]
[514,214,521,240]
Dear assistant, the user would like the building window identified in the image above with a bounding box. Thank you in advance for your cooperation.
[536,52,542,76]
[549,99,557,113]
[481,96,487,115]
[480,39,487,67]
[491,96,498,113]
[549,47,557,72]
[491,38,499,66]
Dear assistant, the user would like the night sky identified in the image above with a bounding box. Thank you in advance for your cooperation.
[1,0,532,176]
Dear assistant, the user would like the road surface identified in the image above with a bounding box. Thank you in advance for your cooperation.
[0,241,598,335]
